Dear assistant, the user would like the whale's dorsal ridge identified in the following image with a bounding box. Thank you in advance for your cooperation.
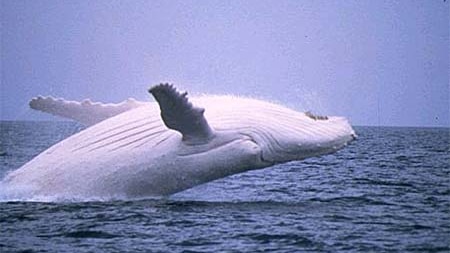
[149,83,214,143]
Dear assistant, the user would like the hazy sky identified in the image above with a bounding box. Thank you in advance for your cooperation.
[1,0,449,127]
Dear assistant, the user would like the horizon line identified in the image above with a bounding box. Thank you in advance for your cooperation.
[0,119,448,129]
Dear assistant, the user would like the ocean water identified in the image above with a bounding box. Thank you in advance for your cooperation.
[0,121,449,252]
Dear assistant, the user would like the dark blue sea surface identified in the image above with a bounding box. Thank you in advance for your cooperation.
[0,121,449,252]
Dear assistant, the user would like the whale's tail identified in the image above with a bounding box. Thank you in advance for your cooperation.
[29,96,145,125]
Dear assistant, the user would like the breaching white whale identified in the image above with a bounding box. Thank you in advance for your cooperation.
[1,84,356,200]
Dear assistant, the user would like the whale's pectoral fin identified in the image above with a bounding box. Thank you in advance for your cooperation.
[149,83,214,143]
[29,96,145,125]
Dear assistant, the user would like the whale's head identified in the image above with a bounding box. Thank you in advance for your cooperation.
[200,97,357,167]
[252,119,355,166]
[241,115,356,166]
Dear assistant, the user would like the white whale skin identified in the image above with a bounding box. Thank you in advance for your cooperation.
[2,85,356,200]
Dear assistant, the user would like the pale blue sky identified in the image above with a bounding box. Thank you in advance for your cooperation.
[1,0,449,127]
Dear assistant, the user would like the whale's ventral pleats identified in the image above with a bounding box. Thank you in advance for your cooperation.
[149,83,214,144]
